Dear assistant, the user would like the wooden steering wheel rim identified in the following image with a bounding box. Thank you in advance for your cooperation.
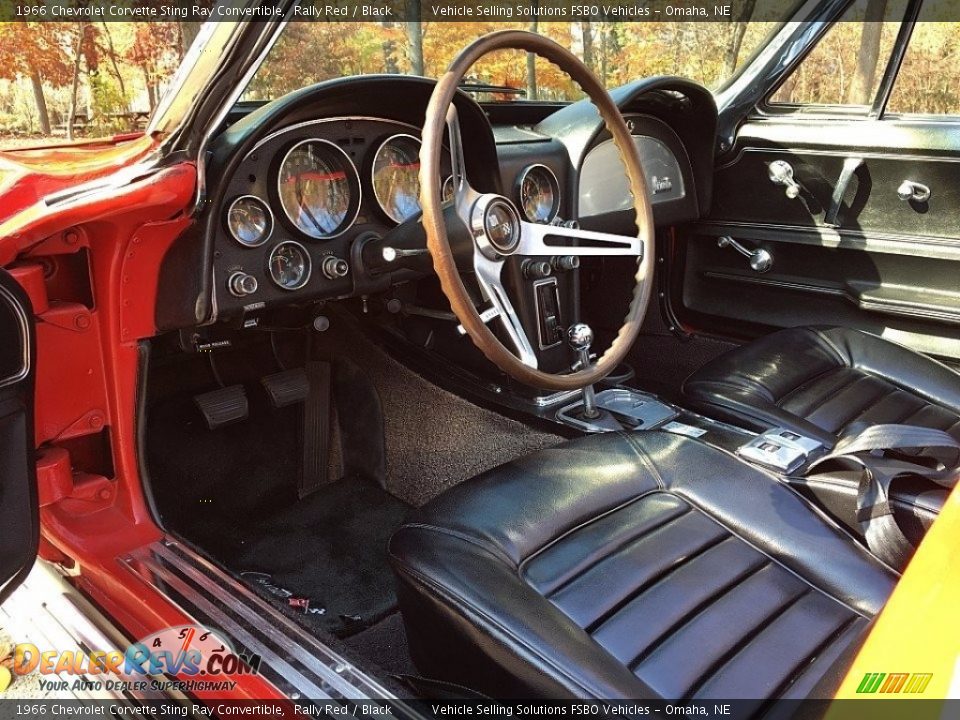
[419,30,655,392]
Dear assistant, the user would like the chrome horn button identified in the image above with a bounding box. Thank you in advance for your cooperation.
[471,194,522,259]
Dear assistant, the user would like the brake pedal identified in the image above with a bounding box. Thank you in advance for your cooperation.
[261,369,310,408]
[194,385,249,430]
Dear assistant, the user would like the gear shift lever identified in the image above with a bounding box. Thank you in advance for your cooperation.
[567,323,600,419]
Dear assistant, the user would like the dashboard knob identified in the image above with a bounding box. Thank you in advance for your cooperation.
[322,256,350,280]
[522,259,553,280]
[228,271,258,298]
[552,255,580,272]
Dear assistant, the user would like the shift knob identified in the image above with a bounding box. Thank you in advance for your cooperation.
[567,323,594,352]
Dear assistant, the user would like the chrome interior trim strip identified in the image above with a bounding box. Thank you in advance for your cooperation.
[248,116,423,157]
[0,283,31,389]
[128,550,331,699]
[120,539,400,703]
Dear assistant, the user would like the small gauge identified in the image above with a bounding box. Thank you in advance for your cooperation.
[268,241,311,290]
[277,139,359,240]
[226,196,273,247]
[517,164,561,223]
[372,134,424,223]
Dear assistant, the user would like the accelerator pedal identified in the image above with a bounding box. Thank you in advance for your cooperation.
[194,385,248,430]
[261,369,310,408]
[300,361,332,499]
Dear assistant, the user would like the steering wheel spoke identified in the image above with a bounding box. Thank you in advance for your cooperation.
[518,220,643,258]
[473,254,539,368]
[446,105,474,205]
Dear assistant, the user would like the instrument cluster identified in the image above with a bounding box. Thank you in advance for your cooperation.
[212,115,568,319]
[213,117,456,313]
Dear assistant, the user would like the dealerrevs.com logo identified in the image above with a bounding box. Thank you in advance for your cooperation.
[856,672,933,694]
[11,624,261,694]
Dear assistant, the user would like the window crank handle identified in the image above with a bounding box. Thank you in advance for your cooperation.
[718,236,773,273]
[768,160,803,199]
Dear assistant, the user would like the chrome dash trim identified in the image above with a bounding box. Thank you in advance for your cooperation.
[120,539,399,703]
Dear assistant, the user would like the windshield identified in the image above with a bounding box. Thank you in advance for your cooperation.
[244,20,780,103]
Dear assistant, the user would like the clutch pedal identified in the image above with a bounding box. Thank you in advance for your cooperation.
[261,369,310,408]
[193,385,249,430]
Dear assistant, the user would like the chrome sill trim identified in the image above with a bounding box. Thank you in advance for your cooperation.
[120,539,402,704]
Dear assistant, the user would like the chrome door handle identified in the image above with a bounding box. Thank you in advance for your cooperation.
[718,236,773,273]
[768,160,803,199]
[897,181,931,203]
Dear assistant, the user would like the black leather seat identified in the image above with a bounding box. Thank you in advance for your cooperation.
[683,325,960,447]
[389,431,895,700]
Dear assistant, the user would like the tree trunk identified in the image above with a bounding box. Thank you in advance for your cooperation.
[29,69,51,136]
[848,0,889,104]
[66,23,84,141]
[100,21,128,112]
[526,20,538,101]
[145,69,157,112]
[405,20,424,76]
[580,22,594,72]
[723,0,757,76]
[599,23,609,86]
[381,21,399,73]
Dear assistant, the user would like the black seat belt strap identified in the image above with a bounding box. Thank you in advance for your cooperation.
[807,424,960,570]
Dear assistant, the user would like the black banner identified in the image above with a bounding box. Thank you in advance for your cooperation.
[0,0,912,24]
[0,699,958,720]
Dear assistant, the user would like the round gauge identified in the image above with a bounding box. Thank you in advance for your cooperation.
[372,134,423,224]
[226,195,273,247]
[277,139,359,239]
[517,164,560,223]
[268,241,311,290]
[442,175,457,203]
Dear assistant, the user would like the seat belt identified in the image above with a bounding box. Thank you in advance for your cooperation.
[807,424,960,570]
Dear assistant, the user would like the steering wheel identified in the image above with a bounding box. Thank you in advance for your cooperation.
[419,30,655,392]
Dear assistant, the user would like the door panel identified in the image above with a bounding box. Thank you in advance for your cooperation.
[676,118,960,363]
[0,268,38,603]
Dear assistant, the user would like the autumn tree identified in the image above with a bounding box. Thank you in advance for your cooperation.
[124,24,179,111]
[0,22,71,134]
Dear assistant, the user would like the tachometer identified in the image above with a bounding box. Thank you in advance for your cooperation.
[372,134,423,224]
[277,139,359,239]
[268,241,311,290]
[517,164,560,223]
[226,195,273,247]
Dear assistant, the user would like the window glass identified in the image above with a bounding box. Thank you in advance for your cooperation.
[768,0,904,109]
[244,20,780,103]
[887,4,960,115]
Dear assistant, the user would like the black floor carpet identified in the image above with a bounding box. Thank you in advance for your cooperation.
[230,478,409,637]
[342,612,415,677]
[146,392,409,638]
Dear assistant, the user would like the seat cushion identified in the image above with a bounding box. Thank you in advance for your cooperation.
[682,326,960,446]
[389,431,895,701]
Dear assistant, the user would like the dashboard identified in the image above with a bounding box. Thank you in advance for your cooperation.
[157,75,717,344]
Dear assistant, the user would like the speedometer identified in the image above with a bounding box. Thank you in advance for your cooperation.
[517,164,560,223]
[277,139,359,239]
[372,134,423,224]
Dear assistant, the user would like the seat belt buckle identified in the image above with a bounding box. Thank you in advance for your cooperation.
[737,428,824,473]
